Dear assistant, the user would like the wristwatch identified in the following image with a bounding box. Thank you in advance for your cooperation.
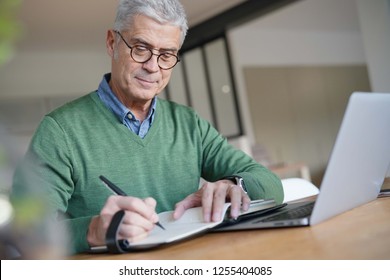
[222,175,248,194]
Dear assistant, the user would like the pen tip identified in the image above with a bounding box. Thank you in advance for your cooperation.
[156,222,165,230]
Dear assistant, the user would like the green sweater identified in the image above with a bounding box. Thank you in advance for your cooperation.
[12,92,283,254]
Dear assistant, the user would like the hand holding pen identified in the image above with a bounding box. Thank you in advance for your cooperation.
[99,175,165,230]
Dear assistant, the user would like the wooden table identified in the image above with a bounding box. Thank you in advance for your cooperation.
[71,197,390,260]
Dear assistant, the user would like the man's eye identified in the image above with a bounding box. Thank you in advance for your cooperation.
[134,46,149,54]
[160,53,174,61]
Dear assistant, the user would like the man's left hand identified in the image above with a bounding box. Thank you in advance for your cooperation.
[173,180,250,222]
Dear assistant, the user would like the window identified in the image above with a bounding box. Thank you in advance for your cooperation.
[167,36,242,138]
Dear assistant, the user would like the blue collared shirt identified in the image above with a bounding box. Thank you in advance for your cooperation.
[97,73,156,139]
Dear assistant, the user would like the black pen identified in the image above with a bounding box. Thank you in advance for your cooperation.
[99,175,165,230]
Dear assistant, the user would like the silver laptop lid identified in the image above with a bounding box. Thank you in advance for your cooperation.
[310,92,390,225]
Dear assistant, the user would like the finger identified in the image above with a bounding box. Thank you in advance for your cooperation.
[241,193,251,212]
[143,197,159,223]
[143,197,157,209]
[95,196,157,247]
[229,185,252,218]
[201,183,215,222]
[173,193,201,220]
[120,210,155,231]
[100,196,158,233]
[123,232,149,243]
[228,185,243,219]
[117,224,150,242]
[108,196,157,221]
[210,184,229,222]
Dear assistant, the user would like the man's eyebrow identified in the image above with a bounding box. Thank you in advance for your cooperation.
[130,37,178,53]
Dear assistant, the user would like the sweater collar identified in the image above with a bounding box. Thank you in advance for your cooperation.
[97,73,157,125]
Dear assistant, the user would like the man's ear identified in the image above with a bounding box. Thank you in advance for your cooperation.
[106,30,115,58]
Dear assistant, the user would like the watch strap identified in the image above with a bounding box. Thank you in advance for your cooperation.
[221,175,248,193]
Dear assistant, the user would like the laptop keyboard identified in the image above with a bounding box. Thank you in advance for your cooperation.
[256,202,315,222]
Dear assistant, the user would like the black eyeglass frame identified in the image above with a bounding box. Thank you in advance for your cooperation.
[114,30,180,70]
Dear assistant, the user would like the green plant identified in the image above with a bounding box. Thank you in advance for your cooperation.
[0,0,23,65]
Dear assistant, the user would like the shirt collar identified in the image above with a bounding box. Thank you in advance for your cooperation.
[97,73,157,124]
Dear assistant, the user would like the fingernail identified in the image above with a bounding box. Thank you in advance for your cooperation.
[231,209,239,219]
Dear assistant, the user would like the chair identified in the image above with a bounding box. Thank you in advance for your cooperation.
[281,178,319,203]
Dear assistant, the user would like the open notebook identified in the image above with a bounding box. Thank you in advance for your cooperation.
[90,198,284,253]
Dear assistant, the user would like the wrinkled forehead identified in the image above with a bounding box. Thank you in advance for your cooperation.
[123,14,182,50]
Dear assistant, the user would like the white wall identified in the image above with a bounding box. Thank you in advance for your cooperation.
[228,0,390,182]
[229,0,366,66]
[0,50,109,98]
[357,0,390,92]
[228,0,390,119]
[228,0,367,146]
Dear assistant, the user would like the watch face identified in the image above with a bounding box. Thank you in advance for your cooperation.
[223,176,247,193]
[236,177,247,193]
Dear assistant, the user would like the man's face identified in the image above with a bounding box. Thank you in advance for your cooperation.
[106,14,181,104]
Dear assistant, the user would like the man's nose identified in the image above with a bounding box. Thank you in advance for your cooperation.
[142,53,160,72]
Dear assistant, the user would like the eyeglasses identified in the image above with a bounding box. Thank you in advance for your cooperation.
[115,30,180,70]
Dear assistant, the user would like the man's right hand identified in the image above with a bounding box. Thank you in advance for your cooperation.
[87,196,159,247]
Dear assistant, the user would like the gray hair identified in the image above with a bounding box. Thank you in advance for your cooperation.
[114,0,188,47]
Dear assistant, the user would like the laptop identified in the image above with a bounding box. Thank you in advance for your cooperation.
[215,92,390,231]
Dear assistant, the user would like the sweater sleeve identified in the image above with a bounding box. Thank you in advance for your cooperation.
[11,116,91,254]
[197,116,284,204]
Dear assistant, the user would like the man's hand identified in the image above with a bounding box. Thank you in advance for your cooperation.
[87,196,159,247]
[173,180,251,222]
